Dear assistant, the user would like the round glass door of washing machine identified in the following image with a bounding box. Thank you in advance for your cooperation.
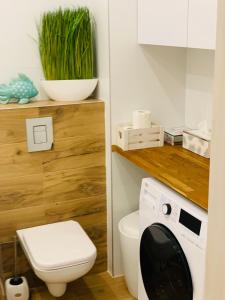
[140,223,193,300]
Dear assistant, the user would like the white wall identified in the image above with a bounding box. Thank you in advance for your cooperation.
[109,1,187,140]
[205,1,225,298]
[0,0,110,102]
[185,49,215,129]
[109,0,187,275]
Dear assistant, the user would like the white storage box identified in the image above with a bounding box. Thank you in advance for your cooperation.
[183,129,211,158]
[117,122,164,151]
[164,126,184,146]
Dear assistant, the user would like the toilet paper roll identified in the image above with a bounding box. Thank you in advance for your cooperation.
[132,110,151,129]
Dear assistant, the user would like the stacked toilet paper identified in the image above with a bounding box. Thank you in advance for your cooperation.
[132,110,151,129]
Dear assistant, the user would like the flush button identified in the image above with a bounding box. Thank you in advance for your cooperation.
[26,117,53,152]
[33,125,47,144]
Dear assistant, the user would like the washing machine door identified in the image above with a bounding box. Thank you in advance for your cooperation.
[140,223,193,300]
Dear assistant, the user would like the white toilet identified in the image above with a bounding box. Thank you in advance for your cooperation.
[17,220,97,297]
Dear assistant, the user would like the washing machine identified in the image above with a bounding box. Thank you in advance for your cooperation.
[138,177,208,300]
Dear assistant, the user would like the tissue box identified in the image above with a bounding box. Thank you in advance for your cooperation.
[183,129,210,158]
[116,122,164,151]
[164,127,184,146]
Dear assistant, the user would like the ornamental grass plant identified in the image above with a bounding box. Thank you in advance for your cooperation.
[38,7,94,80]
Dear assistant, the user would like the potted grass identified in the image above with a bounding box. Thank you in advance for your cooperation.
[38,7,97,101]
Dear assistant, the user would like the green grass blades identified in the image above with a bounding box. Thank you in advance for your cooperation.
[38,7,94,80]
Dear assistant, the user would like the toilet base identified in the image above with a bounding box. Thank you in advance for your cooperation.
[46,282,67,297]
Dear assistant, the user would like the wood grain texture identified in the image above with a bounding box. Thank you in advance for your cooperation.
[0,143,43,179]
[0,108,39,144]
[39,102,105,139]
[42,135,105,172]
[0,195,106,242]
[112,144,209,210]
[0,174,43,211]
[43,166,106,203]
[0,100,106,282]
[32,272,134,300]
[0,99,102,110]
[0,272,135,300]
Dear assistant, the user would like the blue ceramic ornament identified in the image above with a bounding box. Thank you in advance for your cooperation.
[0,74,38,104]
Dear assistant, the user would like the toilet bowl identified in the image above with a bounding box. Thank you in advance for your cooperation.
[17,221,97,297]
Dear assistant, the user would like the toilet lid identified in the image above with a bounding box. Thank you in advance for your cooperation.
[22,221,97,270]
[119,210,139,239]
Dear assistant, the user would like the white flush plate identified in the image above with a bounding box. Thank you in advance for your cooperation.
[26,117,53,152]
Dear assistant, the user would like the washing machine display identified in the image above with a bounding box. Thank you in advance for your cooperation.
[139,178,208,300]
[179,209,202,235]
[140,224,193,300]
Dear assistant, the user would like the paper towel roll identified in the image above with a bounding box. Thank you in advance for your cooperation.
[132,110,151,129]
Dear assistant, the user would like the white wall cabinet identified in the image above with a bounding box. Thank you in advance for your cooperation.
[188,0,217,49]
[138,0,188,47]
[138,0,217,49]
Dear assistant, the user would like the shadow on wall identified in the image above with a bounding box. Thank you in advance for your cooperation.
[140,45,187,126]
[186,49,215,88]
[185,49,215,129]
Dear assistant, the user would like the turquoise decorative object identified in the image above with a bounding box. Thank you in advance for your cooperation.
[0,74,38,104]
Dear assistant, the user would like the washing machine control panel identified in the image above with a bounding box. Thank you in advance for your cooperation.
[140,179,207,248]
[158,195,207,248]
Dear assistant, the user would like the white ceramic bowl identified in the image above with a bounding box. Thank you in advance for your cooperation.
[41,78,98,101]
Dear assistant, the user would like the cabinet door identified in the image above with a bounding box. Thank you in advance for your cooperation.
[138,0,189,47]
[188,0,217,49]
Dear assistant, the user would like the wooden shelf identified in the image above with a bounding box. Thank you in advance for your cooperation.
[0,98,103,110]
[112,145,209,211]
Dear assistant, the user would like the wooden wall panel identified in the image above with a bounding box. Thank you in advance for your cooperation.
[39,102,105,139]
[0,100,106,285]
[43,166,106,203]
[0,174,43,211]
[0,143,43,179]
[42,135,105,172]
[0,108,39,145]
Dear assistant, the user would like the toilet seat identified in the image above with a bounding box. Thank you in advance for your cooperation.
[19,221,96,271]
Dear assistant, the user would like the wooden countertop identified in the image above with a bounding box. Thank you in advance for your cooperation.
[112,145,209,211]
